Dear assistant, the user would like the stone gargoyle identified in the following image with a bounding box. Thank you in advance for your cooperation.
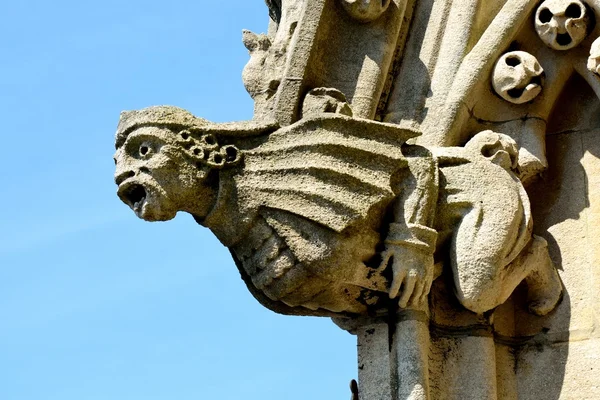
[113,106,562,318]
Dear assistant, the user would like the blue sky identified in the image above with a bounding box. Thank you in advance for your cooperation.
[0,2,356,399]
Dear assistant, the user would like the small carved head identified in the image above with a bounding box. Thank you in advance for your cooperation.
[492,51,544,104]
[114,107,241,222]
[466,131,519,171]
[340,0,391,23]
[535,0,593,50]
[301,87,353,118]
[588,36,600,75]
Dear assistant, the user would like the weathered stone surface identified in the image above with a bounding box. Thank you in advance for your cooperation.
[430,336,498,400]
[356,322,393,399]
[112,0,600,398]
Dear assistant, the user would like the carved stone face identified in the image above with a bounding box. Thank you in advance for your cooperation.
[535,0,592,50]
[492,51,544,104]
[114,126,213,222]
[465,131,519,170]
[340,0,391,23]
[588,36,600,75]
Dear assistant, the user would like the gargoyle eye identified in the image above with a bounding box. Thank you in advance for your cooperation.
[139,143,153,158]
[566,3,582,19]
[538,8,553,23]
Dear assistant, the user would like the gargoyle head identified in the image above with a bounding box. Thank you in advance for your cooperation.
[113,106,242,222]
[465,130,519,171]
[535,0,594,51]
[492,51,544,104]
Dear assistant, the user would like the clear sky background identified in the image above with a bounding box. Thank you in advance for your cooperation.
[0,1,356,399]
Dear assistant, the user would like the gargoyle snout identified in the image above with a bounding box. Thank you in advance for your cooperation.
[115,170,135,186]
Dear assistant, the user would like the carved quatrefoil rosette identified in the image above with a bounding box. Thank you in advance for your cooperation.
[340,0,391,23]
[535,0,593,50]
[492,51,545,104]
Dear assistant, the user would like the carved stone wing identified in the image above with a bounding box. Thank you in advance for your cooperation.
[237,115,420,233]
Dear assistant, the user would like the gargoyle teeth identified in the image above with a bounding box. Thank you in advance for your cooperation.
[133,196,146,218]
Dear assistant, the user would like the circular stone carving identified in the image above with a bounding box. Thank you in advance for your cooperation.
[588,37,600,75]
[535,0,593,50]
[340,0,391,23]
[492,51,545,104]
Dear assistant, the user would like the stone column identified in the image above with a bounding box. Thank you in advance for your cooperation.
[357,322,393,399]
[390,310,430,400]
[343,308,432,400]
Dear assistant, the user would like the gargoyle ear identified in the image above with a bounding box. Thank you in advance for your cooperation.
[242,30,271,52]
[242,29,258,51]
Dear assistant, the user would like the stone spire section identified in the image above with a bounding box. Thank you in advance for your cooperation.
[114,0,600,398]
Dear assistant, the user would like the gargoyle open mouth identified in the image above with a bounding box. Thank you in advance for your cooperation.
[556,32,572,46]
[120,184,147,216]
